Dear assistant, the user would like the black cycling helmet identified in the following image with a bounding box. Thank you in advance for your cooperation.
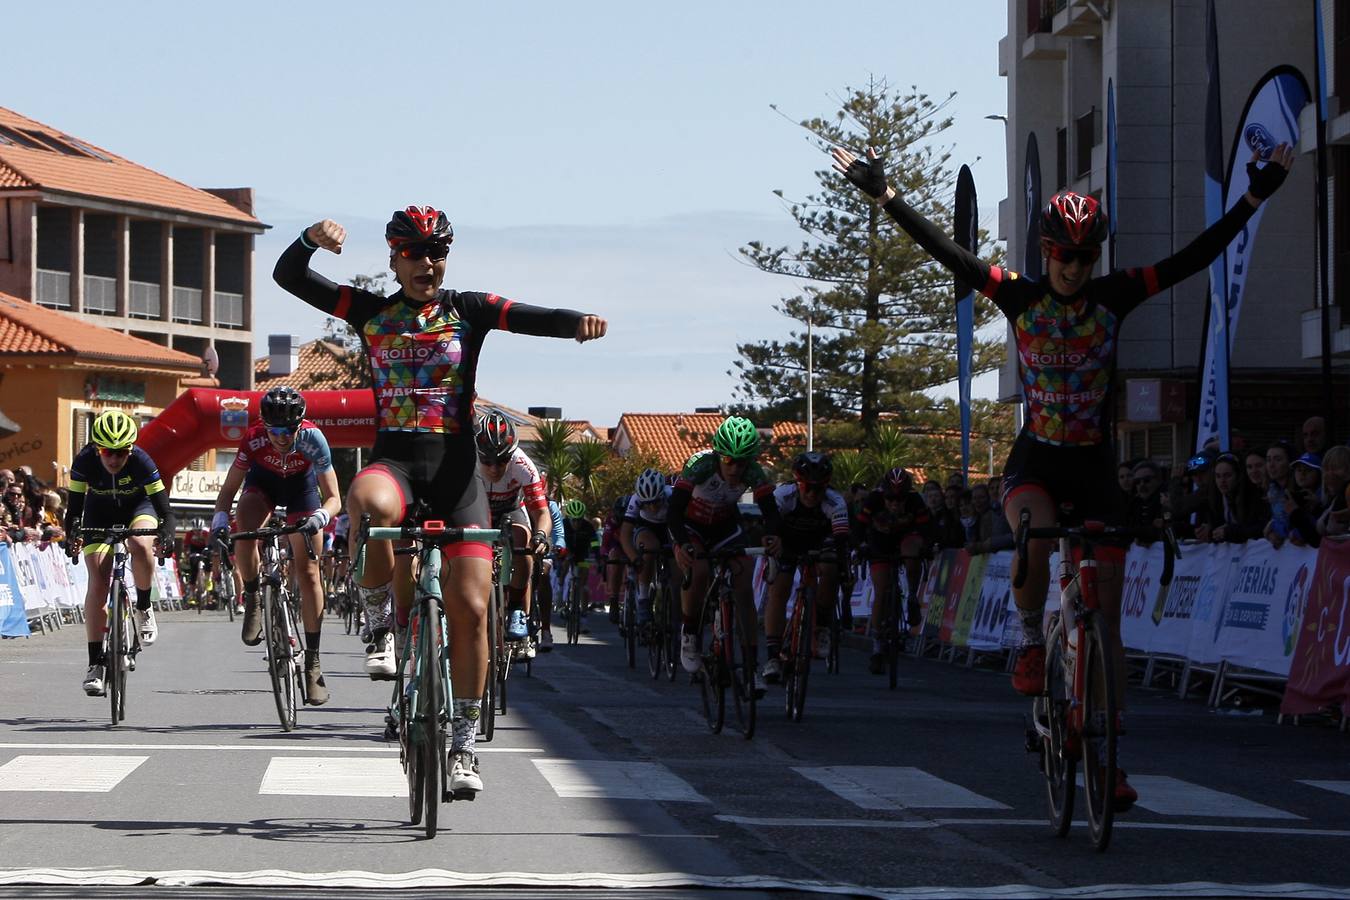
[385,205,454,249]
[882,466,913,496]
[260,386,306,430]
[1040,191,1109,247]
[612,495,628,518]
[792,451,833,486]
[475,411,517,463]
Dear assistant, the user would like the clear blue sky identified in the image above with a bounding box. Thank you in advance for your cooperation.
[6,1,1009,426]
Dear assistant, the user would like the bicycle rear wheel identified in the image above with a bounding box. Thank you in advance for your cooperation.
[1080,611,1117,852]
[665,584,680,682]
[647,584,664,679]
[827,590,842,675]
[624,588,637,669]
[1042,617,1075,837]
[285,595,307,707]
[108,584,126,726]
[699,600,725,733]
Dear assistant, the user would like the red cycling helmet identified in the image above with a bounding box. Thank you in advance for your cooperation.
[882,466,913,496]
[386,205,454,249]
[1040,191,1108,247]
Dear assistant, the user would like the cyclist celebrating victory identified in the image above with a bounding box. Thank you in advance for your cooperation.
[212,387,341,705]
[274,205,605,796]
[64,410,175,696]
[832,141,1294,809]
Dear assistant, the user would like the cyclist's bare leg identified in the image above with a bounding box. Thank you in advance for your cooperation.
[730,557,759,664]
[764,561,793,654]
[507,521,531,618]
[127,533,156,594]
[82,550,115,643]
[289,530,325,633]
[1092,548,1127,708]
[678,554,710,629]
[606,547,623,612]
[817,560,839,631]
[1005,485,1057,641]
[635,530,659,590]
[900,535,926,634]
[345,472,402,590]
[233,490,272,584]
[868,561,896,649]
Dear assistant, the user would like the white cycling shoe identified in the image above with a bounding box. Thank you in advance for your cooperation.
[134,607,158,646]
[365,631,396,679]
[680,633,701,673]
[82,665,105,696]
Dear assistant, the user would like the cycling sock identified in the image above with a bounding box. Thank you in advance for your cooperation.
[766,637,782,660]
[88,642,104,666]
[682,616,697,633]
[305,631,320,653]
[357,582,392,631]
[243,578,260,595]
[637,584,650,602]
[1018,605,1046,643]
[452,698,481,753]
[135,588,152,611]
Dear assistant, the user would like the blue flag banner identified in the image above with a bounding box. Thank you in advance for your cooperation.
[1196,66,1310,452]
[0,543,31,637]
[1197,0,1228,452]
[1106,79,1118,272]
[954,165,977,483]
[1023,133,1042,281]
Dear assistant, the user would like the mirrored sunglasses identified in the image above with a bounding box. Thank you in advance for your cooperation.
[98,447,131,457]
[397,241,451,261]
[267,425,298,437]
[1046,244,1101,266]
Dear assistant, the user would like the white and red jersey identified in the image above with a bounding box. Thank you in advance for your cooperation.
[481,446,548,518]
[232,419,334,479]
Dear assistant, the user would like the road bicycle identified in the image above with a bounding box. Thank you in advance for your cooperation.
[489,543,538,724]
[229,518,315,732]
[619,556,639,669]
[644,548,679,682]
[687,547,764,739]
[1015,507,1178,852]
[212,538,237,623]
[772,549,840,722]
[355,513,502,837]
[75,525,161,726]
[561,558,591,646]
[868,552,922,690]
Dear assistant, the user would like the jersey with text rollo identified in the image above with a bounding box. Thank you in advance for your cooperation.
[481,446,548,518]
[675,450,773,528]
[232,420,334,478]
[68,445,167,515]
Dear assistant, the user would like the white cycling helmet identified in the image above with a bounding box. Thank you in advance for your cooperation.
[634,467,666,503]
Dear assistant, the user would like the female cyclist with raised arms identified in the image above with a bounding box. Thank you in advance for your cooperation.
[832,141,1293,810]
[274,206,606,796]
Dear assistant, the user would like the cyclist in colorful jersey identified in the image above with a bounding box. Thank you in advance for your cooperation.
[856,467,933,674]
[599,494,630,622]
[274,206,605,796]
[63,410,175,696]
[559,499,597,633]
[475,412,552,650]
[535,497,567,651]
[668,416,780,690]
[763,452,850,683]
[833,142,1294,809]
[619,467,673,627]
[211,387,341,705]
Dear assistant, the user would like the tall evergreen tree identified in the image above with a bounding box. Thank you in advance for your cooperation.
[734,79,1006,443]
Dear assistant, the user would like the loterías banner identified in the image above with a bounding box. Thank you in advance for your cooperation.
[1281,537,1350,718]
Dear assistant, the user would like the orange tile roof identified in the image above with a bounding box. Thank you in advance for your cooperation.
[0,292,201,369]
[0,107,263,228]
[254,340,366,391]
[771,422,808,444]
[615,413,725,472]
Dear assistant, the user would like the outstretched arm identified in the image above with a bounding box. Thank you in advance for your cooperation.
[272,219,350,314]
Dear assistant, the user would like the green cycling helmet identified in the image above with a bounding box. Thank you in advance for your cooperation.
[91,409,138,450]
[711,416,759,460]
[563,499,588,519]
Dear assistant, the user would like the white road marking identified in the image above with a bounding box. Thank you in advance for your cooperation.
[793,766,1010,810]
[532,759,708,802]
[1300,780,1350,797]
[2,868,1349,898]
[1129,775,1301,819]
[0,742,539,754]
[0,755,147,792]
[259,757,406,797]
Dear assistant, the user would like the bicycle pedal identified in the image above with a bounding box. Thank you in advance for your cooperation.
[451,789,477,802]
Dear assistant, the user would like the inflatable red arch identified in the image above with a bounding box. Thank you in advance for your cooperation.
[139,389,377,481]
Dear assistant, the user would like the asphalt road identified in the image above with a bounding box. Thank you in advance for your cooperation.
[1,606,1349,899]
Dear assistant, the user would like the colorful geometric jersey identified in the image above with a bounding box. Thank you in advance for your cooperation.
[773,482,849,541]
[673,450,773,529]
[877,192,1259,447]
[232,420,333,478]
[623,485,672,526]
[68,445,166,510]
[480,446,548,517]
[273,238,585,436]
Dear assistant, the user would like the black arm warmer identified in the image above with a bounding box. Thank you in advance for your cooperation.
[272,236,344,314]
[1151,199,1258,294]
[150,490,175,536]
[668,488,692,544]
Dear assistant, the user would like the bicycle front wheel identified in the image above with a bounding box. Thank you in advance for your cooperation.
[624,589,637,669]
[1080,611,1118,852]
[726,597,756,740]
[108,584,127,726]
[264,587,297,732]
[786,589,813,723]
[420,608,443,838]
[647,585,665,679]
[1042,617,1075,837]
[481,583,499,742]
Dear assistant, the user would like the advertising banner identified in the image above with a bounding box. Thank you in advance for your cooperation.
[1282,538,1350,716]
[1212,540,1316,676]
[1185,542,1244,664]
[968,551,1013,651]
[938,551,973,644]
[954,164,977,481]
[0,543,29,637]
[1120,542,1167,652]
[950,552,988,648]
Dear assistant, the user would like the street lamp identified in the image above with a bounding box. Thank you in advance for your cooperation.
[806,300,815,452]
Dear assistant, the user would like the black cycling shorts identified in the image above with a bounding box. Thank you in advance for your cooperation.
[243,468,321,523]
[1000,430,1122,523]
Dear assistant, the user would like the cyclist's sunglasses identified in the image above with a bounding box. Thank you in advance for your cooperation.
[97,447,131,458]
[795,478,827,492]
[719,454,749,465]
[397,241,451,262]
[1045,244,1101,266]
[267,425,299,437]
[478,454,510,467]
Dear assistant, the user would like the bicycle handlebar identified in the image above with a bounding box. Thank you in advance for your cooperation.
[69,526,165,565]
[228,524,319,561]
[1012,508,1179,591]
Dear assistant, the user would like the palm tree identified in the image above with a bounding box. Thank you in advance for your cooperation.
[570,439,612,508]
[829,449,871,493]
[530,419,576,501]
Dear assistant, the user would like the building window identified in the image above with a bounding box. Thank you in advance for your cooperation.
[1055,127,1068,190]
[1074,107,1099,181]
[1121,424,1177,469]
[36,206,71,308]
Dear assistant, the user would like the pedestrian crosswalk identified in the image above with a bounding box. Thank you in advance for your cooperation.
[0,748,1343,829]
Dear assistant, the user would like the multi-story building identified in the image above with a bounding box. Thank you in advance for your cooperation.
[0,106,266,390]
[998,0,1347,464]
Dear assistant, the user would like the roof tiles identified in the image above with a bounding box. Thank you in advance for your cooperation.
[615,413,725,472]
[0,293,200,369]
[0,107,262,227]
